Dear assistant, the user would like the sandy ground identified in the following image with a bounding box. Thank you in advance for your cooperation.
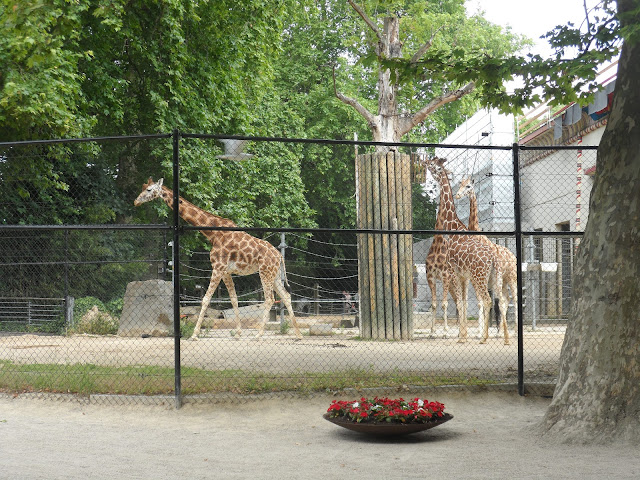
[1,327,565,375]
[1,391,639,480]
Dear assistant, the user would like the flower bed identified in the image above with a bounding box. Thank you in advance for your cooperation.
[326,396,446,424]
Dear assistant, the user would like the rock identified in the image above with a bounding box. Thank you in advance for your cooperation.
[118,280,174,337]
[309,324,333,336]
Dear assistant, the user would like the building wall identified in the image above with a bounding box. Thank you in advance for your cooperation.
[520,127,601,233]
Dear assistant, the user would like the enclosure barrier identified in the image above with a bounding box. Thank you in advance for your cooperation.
[0,132,594,406]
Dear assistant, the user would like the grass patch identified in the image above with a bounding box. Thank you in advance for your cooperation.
[0,360,495,396]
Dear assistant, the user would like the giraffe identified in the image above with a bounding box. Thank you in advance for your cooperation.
[134,177,302,340]
[426,159,505,344]
[455,177,516,344]
[424,161,467,338]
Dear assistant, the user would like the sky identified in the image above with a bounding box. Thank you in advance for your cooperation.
[465,0,593,58]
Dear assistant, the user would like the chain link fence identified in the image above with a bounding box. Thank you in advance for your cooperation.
[0,134,594,405]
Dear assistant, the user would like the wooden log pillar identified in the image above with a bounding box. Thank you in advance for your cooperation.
[357,152,413,340]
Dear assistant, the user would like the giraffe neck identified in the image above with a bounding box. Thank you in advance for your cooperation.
[436,172,467,231]
[160,186,237,229]
[468,189,479,231]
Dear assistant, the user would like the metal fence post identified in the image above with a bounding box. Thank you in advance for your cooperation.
[512,143,525,396]
[65,296,75,329]
[279,232,286,327]
[172,129,182,409]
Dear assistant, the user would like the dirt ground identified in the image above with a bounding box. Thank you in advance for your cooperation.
[1,391,639,480]
[1,327,565,376]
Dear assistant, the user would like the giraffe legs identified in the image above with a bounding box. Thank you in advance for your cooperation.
[441,275,450,338]
[450,277,467,343]
[475,285,493,344]
[271,277,302,339]
[191,271,223,340]
[441,275,455,338]
[427,270,452,338]
[477,269,504,344]
[255,272,302,340]
[427,272,438,335]
[506,277,518,343]
[460,279,469,342]
[221,274,242,337]
[499,282,510,345]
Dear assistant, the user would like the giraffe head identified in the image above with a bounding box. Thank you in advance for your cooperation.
[134,177,164,206]
[454,177,475,200]
[426,157,450,184]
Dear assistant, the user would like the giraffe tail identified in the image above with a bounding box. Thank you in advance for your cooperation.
[280,257,292,293]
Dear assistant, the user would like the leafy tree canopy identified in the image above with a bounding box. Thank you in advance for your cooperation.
[0,0,313,233]
[381,0,635,113]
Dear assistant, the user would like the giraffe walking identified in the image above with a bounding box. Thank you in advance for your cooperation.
[426,159,506,344]
[134,178,302,340]
[455,177,516,344]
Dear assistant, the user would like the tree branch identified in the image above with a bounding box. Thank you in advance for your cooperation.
[332,65,377,127]
[348,0,383,44]
[410,25,445,64]
[398,82,476,137]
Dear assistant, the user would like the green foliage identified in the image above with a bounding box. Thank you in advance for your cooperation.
[179,319,195,339]
[72,296,107,320]
[379,1,629,114]
[411,182,437,237]
[0,0,93,140]
[1,0,634,306]
[1,0,308,230]
[69,296,119,335]
[0,359,496,396]
[279,320,291,335]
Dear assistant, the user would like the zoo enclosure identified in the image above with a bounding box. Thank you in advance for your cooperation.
[0,132,594,405]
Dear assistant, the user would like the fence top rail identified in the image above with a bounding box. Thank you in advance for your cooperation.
[0,297,65,302]
[518,144,597,151]
[180,225,585,237]
[1,131,598,151]
[181,132,516,151]
[0,224,170,231]
[0,224,584,236]
[0,133,171,148]
[0,131,598,150]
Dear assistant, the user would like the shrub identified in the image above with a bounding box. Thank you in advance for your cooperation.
[70,297,119,335]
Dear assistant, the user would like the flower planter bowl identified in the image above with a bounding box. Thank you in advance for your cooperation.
[323,412,453,436]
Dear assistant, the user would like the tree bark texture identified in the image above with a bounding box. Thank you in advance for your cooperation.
[540,14,640,443]
[357,152,413,340]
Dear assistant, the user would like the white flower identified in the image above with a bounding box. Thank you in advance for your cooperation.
[417,399,424,407]
[352,402,359,409]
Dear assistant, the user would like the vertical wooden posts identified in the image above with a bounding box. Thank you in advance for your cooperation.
[357,151,413,340]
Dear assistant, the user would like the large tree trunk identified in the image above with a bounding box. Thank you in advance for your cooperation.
[539,8,640,443]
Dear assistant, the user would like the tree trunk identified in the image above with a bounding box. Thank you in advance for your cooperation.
[539,12,640,443]
[372,17,402,147]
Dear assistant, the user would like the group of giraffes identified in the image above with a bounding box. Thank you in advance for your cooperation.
[424,157,517,345]
[133,158,516,344]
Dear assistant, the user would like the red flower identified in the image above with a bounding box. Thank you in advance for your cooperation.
[327,397,446,424]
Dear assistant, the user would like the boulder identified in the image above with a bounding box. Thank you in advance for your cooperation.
[118,280,174,337]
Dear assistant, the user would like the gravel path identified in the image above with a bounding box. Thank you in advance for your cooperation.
[1,391,638,479]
